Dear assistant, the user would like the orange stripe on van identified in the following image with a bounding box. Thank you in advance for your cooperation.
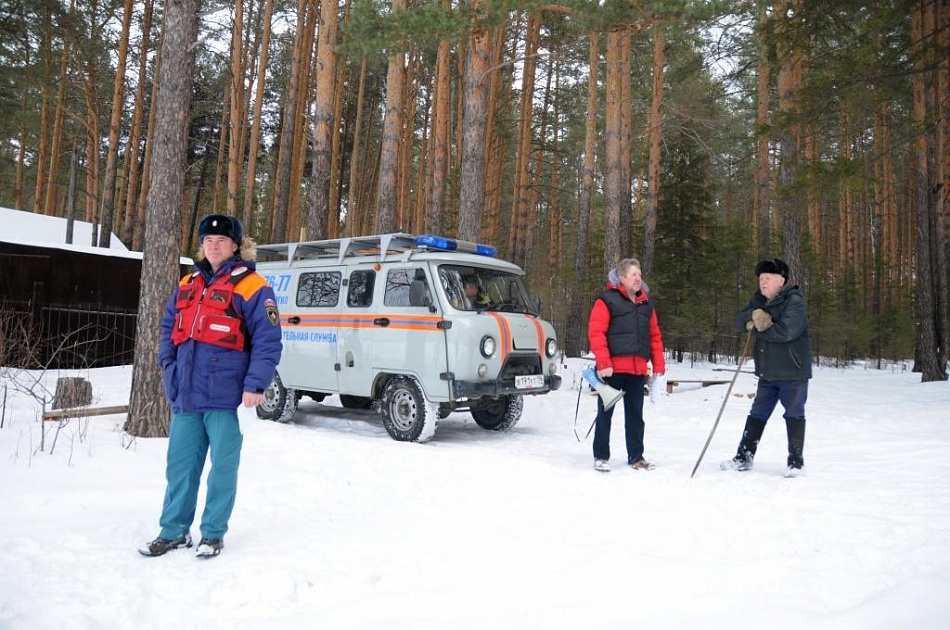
[488,313,511,362]
[279,312,444,332]
[528,314,545,360]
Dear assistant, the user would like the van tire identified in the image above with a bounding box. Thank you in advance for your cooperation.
[256,372,299,423]
[471,394,524,431]
[339,395,374,410]
[379,376,438,443]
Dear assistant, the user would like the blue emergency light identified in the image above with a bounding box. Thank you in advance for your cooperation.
[414,234,497,257]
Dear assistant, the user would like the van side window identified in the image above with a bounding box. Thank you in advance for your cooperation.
[297,271,341,307]
[384,268,431,307]
[347,270,375,307]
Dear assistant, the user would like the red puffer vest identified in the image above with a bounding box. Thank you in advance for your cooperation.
[170,266,251,351]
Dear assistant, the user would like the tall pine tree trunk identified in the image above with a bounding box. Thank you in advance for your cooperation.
[132,9,167,251]
[934,0,950,378]
[125,0,199,437]
[328,0,352,238]
[910,0,947,381]
[122,0,154,246]
[226,0,245,217]
[243,0,275,230]
[482,23,508,245]
[754,4,771,256]
[346,58,368,236]
[619,26,632,259]
[306,0,339,240]
[457,0,491,242]
[211,88,231,214]
[287,3,318,240]
[775,0,805,283]
[567,31,599,356]
[43,39,69,219]
[82,59,101,233]
[98,0,134,247]
[397,52,418,230]
[603,27,624,273]
[14,83,29,209]
[642,26,665,275]
[33,26,52,215]
[375,0,406,233]
[837,111,854,277]
[270,0,308,241]
[509,12,541,265]
[426,11,451,235]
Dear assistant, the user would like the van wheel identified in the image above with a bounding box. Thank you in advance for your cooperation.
[379,376,438,443]
[256,372,299,423]
[471,395,524,431]
[340,395,374,410]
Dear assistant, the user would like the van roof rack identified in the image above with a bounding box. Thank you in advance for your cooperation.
[257,233,418,264]
[256,233,497,264]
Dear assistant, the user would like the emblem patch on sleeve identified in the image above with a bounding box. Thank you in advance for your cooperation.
[264,299,280,326]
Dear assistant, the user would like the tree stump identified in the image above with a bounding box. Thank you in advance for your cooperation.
[52,377,93,410]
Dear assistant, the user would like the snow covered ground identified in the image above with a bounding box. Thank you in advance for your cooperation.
[1,358,948,629]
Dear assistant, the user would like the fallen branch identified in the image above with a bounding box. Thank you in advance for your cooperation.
[43,405,129,421]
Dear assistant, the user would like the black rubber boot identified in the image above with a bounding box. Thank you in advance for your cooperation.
[722,416,767,471]
[737,416,767,463]
[786,417,806,470]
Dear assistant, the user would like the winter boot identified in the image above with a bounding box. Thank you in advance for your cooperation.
[195,538,224,558]
[785,417,806,476]
[721,416,767,471]
[138,533,192,557]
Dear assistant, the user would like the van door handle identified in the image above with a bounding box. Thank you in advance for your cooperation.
[373,318,390,327]
[287,316,301,325]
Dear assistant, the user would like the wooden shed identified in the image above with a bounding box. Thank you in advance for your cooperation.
[0,207,189,368]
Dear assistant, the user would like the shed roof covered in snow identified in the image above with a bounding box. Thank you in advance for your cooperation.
[0,206,133,256]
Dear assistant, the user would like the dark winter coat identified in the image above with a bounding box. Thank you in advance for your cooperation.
[159,255,283,413]
[734,284,812,381]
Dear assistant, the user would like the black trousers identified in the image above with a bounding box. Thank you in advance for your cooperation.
[592,373,646,463]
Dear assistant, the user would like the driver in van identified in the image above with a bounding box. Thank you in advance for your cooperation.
[463,277,492,309]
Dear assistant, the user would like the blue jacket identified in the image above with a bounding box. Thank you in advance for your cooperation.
[159,257,283,412]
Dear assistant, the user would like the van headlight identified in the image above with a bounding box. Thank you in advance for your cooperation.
[480,335,496,358]
[545,338,558,358]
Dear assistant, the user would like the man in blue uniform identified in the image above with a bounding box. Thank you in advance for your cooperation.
[140,214,282,558]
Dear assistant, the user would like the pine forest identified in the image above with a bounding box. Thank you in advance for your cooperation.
[1,0,947,382]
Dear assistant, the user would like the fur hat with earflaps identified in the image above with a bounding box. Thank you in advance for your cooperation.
[195,214,257,262]
[755,258,789,281]
[198,214,244,244]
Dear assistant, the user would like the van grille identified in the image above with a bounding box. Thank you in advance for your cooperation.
[499,354,542,382]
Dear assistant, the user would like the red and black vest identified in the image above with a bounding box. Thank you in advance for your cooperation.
[171,266,251,351]
[599,289,654,360]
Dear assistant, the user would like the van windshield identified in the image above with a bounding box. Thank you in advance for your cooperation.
[438,265,538,315]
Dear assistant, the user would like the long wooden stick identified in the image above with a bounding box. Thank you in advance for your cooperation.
[43,405,129,421]
[690,330,755,478]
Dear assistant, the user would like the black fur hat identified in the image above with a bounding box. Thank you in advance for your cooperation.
[198,214,244,243]
[755,258,789,280]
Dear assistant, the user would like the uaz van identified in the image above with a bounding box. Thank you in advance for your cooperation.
[254,233,562,442]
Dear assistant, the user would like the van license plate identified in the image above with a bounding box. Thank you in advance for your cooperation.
[515,374,544,389]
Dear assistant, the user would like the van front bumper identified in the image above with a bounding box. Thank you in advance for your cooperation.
[452,374,562,399]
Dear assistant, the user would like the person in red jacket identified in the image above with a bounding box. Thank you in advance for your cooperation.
[587,258,665,472]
